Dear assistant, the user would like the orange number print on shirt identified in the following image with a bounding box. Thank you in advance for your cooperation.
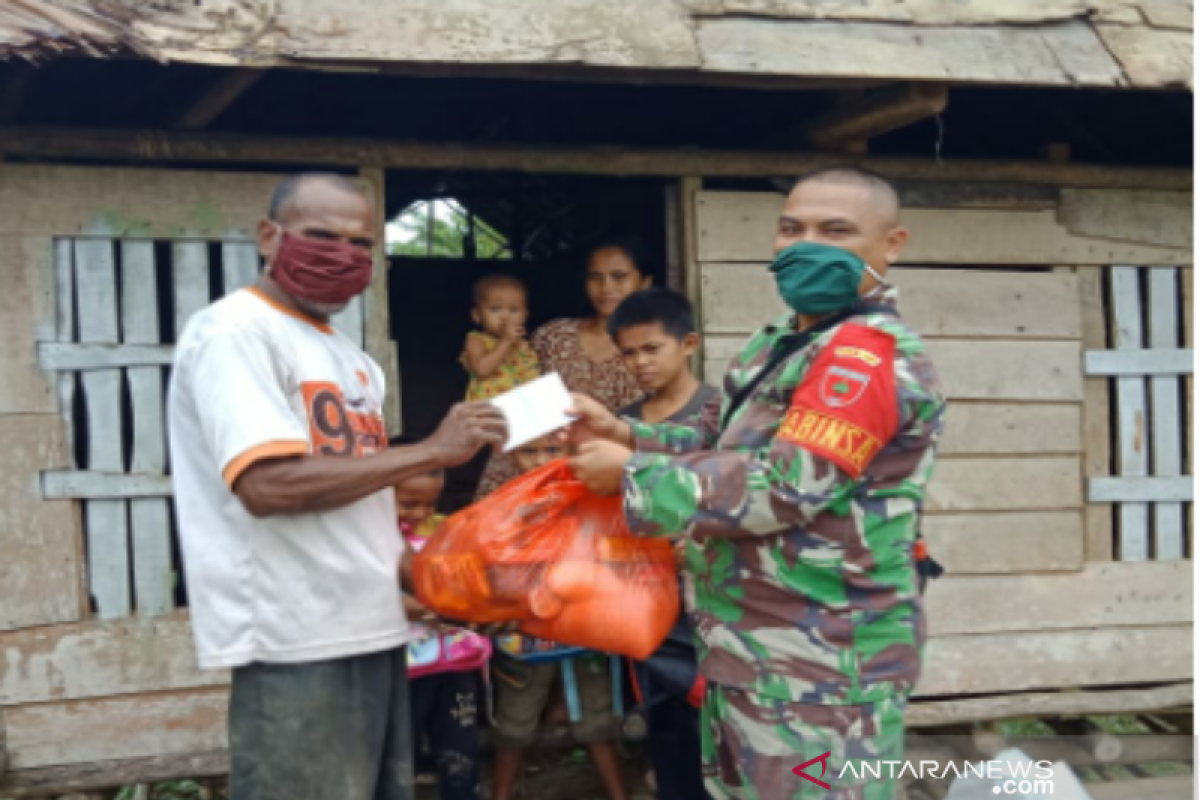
[778,324,899,478]
[301,381,387,458]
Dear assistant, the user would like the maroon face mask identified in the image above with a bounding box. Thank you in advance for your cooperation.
[270,228,374,306]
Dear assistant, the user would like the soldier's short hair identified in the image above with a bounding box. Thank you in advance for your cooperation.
[792,166,901,222]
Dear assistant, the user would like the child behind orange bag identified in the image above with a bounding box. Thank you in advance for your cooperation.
[490,436,629,800]
[396,471,483,800]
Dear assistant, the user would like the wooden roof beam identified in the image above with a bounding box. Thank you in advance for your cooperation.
[0,125,1190,191]
[801,83,949,152]
[174,69,265,131]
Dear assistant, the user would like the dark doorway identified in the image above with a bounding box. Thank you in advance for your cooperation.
[386,170,671,509]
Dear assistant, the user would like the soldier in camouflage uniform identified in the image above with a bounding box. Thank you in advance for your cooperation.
[568,167,945,800]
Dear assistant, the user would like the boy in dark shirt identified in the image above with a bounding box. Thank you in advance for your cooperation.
[608,288,716,800]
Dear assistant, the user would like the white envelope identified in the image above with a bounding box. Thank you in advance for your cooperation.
[489,372,575,453]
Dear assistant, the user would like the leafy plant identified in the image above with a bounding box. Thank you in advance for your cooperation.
[388,199,510,259]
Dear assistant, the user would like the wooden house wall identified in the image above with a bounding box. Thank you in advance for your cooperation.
[0,161,1192,792]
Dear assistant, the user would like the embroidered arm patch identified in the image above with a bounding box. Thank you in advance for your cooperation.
[778,324,899,477]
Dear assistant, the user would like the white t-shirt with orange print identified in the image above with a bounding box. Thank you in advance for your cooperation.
[169,287,411,669]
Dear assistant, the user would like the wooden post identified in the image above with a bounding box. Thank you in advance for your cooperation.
[75,238,131,618]
[122,241,173,616]
[680,176,703,379]
[1182,268,1193,556]
[664,182,684,292]
[1147,267,1185,558]
[1110,266,1151,560]
[1078,267,1115,562]
[359,166,402,435]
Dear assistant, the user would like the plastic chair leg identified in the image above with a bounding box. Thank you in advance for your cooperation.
[562,658,583,723]
[610,655,624,718]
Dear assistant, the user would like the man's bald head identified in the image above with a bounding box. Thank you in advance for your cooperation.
[269,173,371,223]
[791,167,901,228]
[774,165,910,295]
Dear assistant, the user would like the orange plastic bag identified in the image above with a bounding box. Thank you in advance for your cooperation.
[413,460,679,660]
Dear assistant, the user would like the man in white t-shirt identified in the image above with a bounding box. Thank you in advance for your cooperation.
[168,173,507,800]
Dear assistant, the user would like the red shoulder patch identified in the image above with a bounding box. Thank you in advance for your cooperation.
[777,324,898,477]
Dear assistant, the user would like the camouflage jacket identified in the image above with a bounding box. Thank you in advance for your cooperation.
[622,289,945,706]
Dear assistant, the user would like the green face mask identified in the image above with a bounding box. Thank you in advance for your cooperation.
[769,241,880,315]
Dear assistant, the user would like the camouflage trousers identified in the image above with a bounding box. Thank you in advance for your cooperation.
[700,685,906,800]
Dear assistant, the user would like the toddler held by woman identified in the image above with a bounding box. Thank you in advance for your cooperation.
[462,275,540,401]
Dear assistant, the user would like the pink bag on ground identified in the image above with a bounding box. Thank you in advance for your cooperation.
[407,629,493,679]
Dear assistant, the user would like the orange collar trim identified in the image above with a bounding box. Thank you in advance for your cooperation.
[247,287,334,334]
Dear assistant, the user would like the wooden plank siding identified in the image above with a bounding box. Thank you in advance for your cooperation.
[74,239,132,619]
[701,264,1083,339]
[121,242,173,616]
[924,561,1192,637]
[12,637,1200,769]
[0,166,283,240]
[917,625,1193,697]
[1079,267,1115,561]
[1184,268,1193,556]
[1060,189,1194,250]
[0,237,59,415]
[923,513,1083,574]
[0,415,83,631]
[0,580,1191,772]
[706,337,1084,403]
[1100,266,1197,560]
[220,241,260,293]
[1147,268,1186,558]
[0,560,1189,704]
[4,689,228,770]
[0,615,225,706]
[695,191,1192,265]
[0,232,86,632]
[923,457,1083,514]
